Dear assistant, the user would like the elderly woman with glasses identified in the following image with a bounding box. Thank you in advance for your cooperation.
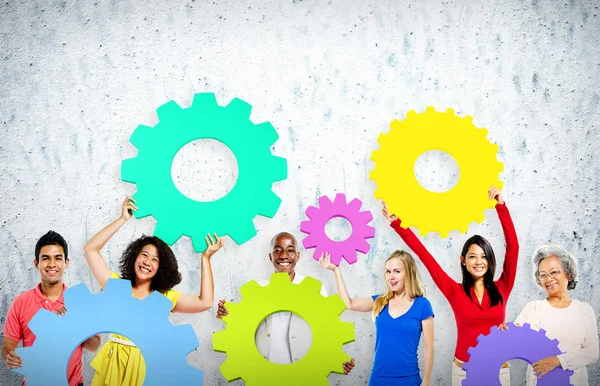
[504,245,598,385]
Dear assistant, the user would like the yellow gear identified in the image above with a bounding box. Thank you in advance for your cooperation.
[213,273,355,385]
[370,106,504,237]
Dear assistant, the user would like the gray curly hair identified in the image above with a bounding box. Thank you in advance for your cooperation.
[532,245,578,290]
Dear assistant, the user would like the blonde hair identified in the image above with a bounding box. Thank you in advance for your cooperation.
[372,250,426,320]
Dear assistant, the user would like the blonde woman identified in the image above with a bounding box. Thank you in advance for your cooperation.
[319,250,434,386]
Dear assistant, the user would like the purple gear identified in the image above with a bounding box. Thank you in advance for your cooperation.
[300,193,375,266]
[463,322,574,386]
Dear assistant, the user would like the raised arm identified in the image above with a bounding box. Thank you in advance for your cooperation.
[490,187,520,294]
[173,234,223,314]
[382,202,457,297]
[83,196,137,289]
[318,253,374,312]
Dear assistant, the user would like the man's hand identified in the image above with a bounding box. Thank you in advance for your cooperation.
[342,358,355,375]
[216,299,229,319]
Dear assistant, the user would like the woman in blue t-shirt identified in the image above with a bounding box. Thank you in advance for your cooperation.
[319,250,434,386]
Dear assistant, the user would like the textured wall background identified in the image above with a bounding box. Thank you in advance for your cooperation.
[1,0,598,385]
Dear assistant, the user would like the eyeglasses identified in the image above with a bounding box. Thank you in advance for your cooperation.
[538,269,564,281]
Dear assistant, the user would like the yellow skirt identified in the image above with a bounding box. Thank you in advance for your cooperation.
[90,335,146,386]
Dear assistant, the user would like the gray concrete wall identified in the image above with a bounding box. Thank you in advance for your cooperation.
[1,0,598,385]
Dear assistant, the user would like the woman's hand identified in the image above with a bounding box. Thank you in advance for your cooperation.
[318,252,338,271]
[381,201,398,223]
[202,233,224,260]
[498,322,520,331]
[488,186,504,205]
[120,196,137,220]
[532,356,560,378]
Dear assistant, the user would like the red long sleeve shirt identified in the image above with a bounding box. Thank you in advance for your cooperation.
[390,203,519,362]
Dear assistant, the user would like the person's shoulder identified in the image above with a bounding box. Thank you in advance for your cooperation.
[414,295,431,305]
[572,299,595,314]
[12,287,37,303]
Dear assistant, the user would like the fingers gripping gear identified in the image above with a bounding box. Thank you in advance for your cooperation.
[12,279,203,386]
[213,273,355,385]
[121,93,288,252]
[463,323,573,386]
[370,107,504,237]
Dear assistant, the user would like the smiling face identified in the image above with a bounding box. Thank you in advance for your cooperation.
[35,245,69,286]
[461,244,489,279]
[133,244,160,283]
[269,233,300,275]
[538,255,569,297]
[385,257,406,294]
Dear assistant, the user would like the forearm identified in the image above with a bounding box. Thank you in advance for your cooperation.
[197,255,214,310]
[333,267,353,310]
[84,216,127,254]
[423,346,434,384]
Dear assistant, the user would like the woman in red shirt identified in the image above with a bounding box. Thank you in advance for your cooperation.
[382,186,519,386]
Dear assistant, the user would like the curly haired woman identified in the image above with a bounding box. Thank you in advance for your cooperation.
[83,196,224,386]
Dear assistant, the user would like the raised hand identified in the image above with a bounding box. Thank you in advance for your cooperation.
[381,201,398,223]
[318,252,338,271]
[202,233,224,260]
[488,186,504,205]
[121,196,137,220]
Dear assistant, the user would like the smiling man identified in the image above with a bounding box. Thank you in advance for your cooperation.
[2,231,101,386]
[217,231,355,374]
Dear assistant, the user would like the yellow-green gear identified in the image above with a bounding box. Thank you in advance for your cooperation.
[213,273,355,385]
[370,106,504,237]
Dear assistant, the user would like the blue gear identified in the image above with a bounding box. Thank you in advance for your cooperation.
[463,322,573,386]
[121,92,288,252]
[12,279,203,386]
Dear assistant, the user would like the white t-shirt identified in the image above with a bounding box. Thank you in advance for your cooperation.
[257,272,327,364]
[515,299,599,386]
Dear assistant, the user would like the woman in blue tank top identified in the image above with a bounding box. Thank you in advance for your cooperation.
[319,250,434,385]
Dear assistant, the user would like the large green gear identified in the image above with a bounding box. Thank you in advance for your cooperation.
[370,106,504,237]
[213,273,355,385]
[121,93,287,252]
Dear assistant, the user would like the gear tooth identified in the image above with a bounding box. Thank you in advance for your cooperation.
[304,205,319,220]
[191,234,209,253]
[539,328,547,335]
[256,189,282,218]
[479,127,489,137]
[406,110,417,118]
[339,321,356,343]
[318,194,333,209]
[255,121,279,147]
[425,106,436,113]
[464,115,473,124]
[228,220,257,245]
[129,124,154,149]
[356,208,373,225]
[239,280,262,299]
[226,98,252,118]
[192,92,218,108]
[219,358,241,382]
[333,193,347,206]
[376,132,387,144]
[364,225,376,239]
[551,338,560,346]
[370,149,379,162]
[270,272,293,287]
[120,157,141,184]
[153,221,182,246]
[27,309,57,336]
[212,330,228,352]
[300,220,314,235]
[369,169,379,181]
[474,213,485,223]
[438,230,449,238]
[268,156,288,182]
[130,192,152,218]
[172,324,199,354]
[156,100,183,121]
[458,225,469,233]
[446,108,455,115]
[298,276,322,294]
[347,197,362,212]
[372,188,381,199]
[522,322,531,329]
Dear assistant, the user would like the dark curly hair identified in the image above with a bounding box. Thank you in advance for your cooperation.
[118,235,182,293]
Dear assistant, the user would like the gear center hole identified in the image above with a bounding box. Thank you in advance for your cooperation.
[325,216,352,242]
[255,312,312,363]
[171,139,239,202]
[414,150,460,193]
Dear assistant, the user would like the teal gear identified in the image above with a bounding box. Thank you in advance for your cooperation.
[121,93,288,252]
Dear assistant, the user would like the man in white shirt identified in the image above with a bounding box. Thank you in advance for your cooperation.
[217,231,355,373]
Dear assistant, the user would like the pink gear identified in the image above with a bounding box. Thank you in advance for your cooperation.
[300,193,375,266]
